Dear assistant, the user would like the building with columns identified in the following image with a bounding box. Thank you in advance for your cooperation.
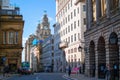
[54,0,86,72]
[0,0,24,72]
[85,0,120,79]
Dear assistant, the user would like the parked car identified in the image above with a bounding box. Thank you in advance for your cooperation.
[20,67,33,75]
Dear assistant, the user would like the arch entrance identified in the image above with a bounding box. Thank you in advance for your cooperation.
[109,32,119,80]
[97,37,106,78]
[89,41,95,77]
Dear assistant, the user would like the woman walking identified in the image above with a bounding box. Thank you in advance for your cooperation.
[68,66,71,76]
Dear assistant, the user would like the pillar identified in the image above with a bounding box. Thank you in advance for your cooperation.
[95,45,98,78]
[106,0,110,18]
[88,0,93,28]
[96,0,101,22]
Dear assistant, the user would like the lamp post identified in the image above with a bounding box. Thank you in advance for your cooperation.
[78,40,86,74]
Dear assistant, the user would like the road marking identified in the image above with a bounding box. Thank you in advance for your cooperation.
[35,76,41,80]
[62,75,77,80]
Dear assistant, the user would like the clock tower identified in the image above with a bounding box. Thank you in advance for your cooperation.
[36,13,51,40]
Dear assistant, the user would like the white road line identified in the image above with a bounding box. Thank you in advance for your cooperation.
[62,75,77,80]
[35,76,41,80]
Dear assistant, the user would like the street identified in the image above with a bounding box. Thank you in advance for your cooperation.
[6,73,72,80]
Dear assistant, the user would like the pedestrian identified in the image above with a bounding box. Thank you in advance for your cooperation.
[104,64,111,80]
[68,66,71,76]
[79,66,81,74]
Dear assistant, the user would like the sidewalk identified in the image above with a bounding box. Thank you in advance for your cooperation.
[0,73,17,80]
[64,73,105,80]
[0,74,4,80]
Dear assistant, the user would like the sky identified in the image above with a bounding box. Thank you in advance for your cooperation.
[10,0,56,61]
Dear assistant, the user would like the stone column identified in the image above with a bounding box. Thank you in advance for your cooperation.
[95,46,98,78]
[96,0,101,22]
[86,0,89,29]
[118,33,120,79]
[106,0,110,18]
[88,0,93,28]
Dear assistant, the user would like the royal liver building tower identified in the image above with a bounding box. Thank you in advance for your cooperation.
[36,13,51,40]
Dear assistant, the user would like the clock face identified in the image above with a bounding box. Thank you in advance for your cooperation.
[44,26,48,29]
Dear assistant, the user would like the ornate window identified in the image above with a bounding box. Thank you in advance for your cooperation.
[3,31,18,44]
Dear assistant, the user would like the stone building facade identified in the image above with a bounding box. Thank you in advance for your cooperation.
[0,0,24,72]
[41,35,54,72]
[85,0,120,79]
[55,0,86,72]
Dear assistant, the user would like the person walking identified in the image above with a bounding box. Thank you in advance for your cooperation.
[105,64,111,80]
[68,66,71,77]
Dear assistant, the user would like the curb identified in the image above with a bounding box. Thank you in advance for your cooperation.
[63,74,78,80]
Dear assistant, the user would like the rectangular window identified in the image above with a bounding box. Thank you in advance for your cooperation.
[8,32,14,44]
[71,35,73,42]
[68,3,70,10]
[3,32,7,44]
[77,7,79,14]
[7,11,12,15]
[68,15,70,21]
[78,33,80,40]
[71,0,72,7]
[68,37,70,44]
[71,49,73,53]
[74,34,76,41]
[83,5,86,11]
[66,17,67,23]
[68,26,70,32]
[71,23,73,31]
[15,32,18,44]
[71,12,73,19]
[74,21,76,29]
[78,20,79,27]
[74,9,76,17]
[66,28,67,34]
[83,18,86,25]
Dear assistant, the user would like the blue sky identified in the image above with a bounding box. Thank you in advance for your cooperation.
[10,0,56,61]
